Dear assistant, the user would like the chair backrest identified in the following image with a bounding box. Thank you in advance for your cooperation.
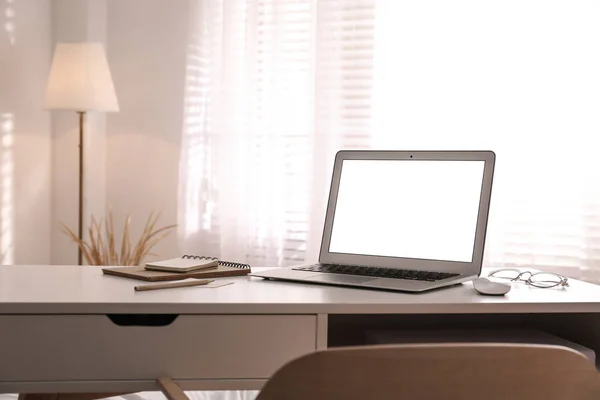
[256,343,600,400]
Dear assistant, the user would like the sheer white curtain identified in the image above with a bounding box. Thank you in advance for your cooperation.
[179,0,600,279]
[178,0,376,267]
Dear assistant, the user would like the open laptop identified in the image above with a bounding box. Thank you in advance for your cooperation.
[250,150,495,293]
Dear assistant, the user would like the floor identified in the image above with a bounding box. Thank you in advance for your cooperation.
[0,392,259,400]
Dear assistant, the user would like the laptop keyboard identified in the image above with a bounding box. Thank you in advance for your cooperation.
[292,264,459,282]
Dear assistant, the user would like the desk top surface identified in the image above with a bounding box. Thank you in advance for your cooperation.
[0,265,599,314]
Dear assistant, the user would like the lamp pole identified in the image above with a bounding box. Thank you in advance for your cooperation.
[78,111,85,265]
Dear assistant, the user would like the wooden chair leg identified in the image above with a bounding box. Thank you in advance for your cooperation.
[157,376,189,400]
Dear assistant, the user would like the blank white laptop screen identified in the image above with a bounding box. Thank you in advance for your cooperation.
[328,159,485,263]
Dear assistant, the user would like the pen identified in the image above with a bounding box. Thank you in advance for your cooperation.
[135,279,213,292]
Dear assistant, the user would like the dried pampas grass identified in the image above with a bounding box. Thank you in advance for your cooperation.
[61,211,177,266]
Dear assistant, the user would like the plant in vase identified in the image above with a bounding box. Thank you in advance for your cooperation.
[61,211,176,266]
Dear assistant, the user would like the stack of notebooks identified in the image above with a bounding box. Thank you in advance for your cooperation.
[102,255,251,282]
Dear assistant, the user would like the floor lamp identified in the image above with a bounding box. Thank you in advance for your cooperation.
[44,42,119,265]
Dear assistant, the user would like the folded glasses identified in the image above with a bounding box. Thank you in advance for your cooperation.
[487,269,569,289]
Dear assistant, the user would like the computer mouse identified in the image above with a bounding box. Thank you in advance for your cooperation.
[472,277,511,296]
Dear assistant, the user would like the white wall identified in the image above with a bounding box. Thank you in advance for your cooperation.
[0,0,52,264]
[104,0,189,261]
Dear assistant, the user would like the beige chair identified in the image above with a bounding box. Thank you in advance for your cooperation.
[255,343,600,400]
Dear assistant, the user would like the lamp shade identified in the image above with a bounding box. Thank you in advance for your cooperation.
[44,42,119,112]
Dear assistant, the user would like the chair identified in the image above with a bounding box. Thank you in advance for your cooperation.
[255,343,600,400]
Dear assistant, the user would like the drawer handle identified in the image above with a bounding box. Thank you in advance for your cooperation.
[106,314,179,326]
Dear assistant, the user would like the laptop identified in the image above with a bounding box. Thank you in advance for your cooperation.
[250,150,495,293]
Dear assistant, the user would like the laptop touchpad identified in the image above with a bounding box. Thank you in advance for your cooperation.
[307,274,375,285]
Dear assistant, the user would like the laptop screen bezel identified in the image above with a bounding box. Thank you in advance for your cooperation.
[318,150,495,276]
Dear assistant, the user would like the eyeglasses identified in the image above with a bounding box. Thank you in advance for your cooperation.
[487,269,569,289]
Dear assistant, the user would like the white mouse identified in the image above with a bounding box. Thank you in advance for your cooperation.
[472,277,511,296]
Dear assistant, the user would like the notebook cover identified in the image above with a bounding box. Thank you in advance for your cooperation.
[102,265,251,282]
[145,258,219,273]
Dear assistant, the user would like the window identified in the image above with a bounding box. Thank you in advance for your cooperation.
[179,0,600,278]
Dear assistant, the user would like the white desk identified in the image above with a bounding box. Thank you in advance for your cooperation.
[1,265,600,395]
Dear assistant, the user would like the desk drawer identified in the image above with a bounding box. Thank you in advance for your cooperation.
[0,314,316,381]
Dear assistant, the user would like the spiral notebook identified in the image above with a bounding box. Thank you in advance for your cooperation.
[102,255,251,282]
